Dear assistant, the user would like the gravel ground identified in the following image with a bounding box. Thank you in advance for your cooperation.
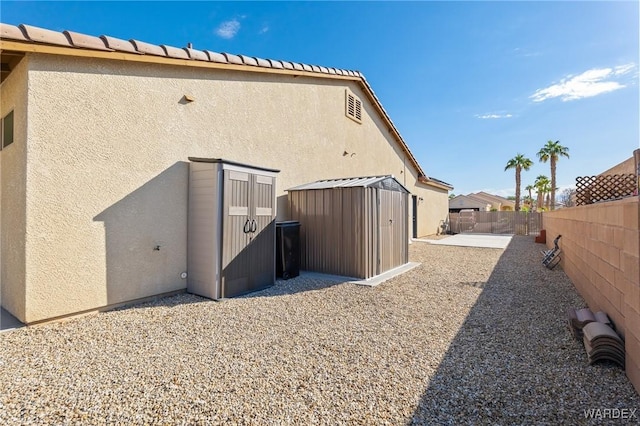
[1,236,638,425]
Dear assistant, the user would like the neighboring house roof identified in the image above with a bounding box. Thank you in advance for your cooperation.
[469,192,515,206]
[448,195,490,210]
[0,22,453,191]
[288,175,409,193]
[464,194,497,205]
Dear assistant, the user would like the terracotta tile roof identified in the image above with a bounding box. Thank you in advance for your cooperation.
[184,47,208,62]
[0,22,453,191]
[20,24,70,46]
[161,44,189,60]
[130,39,166,56]
[204,50,226,63]
[0,23,27,41]
[99,35,139,54]
[63,30,112,51]
[0,22,366,78]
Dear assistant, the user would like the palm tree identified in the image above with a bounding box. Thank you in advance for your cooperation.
[525,184,534,208]
[537,140,570,210]
[504,154,533,211]
[534,175,550,210]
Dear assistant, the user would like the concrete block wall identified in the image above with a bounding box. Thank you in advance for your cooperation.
[543,197,640,394]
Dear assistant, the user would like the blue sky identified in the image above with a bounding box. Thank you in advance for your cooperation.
[1,1,638,197]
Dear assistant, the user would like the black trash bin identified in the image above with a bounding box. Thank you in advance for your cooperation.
[275,221,300,279]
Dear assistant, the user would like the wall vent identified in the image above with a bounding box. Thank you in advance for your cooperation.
[345,90,362,124]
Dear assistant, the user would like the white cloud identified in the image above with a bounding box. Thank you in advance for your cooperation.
[613,63,635,75]
[476,113,513,119]
[259,25,269,34]
[530,64,636,102]
[513,47,541,58]
[215,19,241,39]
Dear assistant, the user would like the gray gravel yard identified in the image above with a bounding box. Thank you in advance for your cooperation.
[1,236,638,425]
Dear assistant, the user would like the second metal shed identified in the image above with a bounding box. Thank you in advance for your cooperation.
[288,176,409,279]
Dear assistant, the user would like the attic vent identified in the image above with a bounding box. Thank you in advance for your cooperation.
[345,90,362,124]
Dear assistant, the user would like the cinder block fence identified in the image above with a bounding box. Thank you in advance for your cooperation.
[544,196,639,393]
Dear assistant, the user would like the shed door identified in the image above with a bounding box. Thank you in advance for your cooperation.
[378,190,406,274]
[221,170,275,298]
[250,174,276,289]
[221,170,251,297]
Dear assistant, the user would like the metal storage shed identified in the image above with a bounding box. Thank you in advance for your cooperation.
[288,176,409,279]
[187,158,279,299]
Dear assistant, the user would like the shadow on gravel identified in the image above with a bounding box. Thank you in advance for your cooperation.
[409,236,639,425]
[239,273,350,299]
[111,272,349,313]
[110,292,208,312]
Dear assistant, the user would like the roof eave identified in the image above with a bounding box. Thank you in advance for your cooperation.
[0,28,436,185]
[418,176,453,191]
[0,39,361,81]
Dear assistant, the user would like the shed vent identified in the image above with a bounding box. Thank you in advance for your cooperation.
[345,90,362,123]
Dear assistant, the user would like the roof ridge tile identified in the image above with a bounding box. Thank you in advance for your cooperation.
[20,24,72,47]
[239,55,258,66]
[203,50,227,63]
[161,44,190,60]
[0,23,28,41]
[184,47,208,61]
[64,30,112,52]
[222,53,242,65]
[130,39,166,57]
[99,35,140,54]
[267,59,284,69]
[255,57,270,68]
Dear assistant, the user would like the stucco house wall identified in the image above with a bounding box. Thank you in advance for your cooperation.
[0,56,28,321]
[600,156,635,176]
[1,51,450,323]
[419,187,450,236]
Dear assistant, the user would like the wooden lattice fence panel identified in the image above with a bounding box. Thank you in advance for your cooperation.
[575,174,637,205]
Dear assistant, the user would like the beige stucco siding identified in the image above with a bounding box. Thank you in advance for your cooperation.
[418,186,449,236]
[19,53,448,322]
[0,56,28,320]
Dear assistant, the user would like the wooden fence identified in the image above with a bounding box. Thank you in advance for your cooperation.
[575,174,637,205]
[448,211,542,236]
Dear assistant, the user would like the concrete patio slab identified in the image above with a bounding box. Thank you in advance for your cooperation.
[415,234,513,249]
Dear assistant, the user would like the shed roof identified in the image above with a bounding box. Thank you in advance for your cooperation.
[0,22,453,192]
[288,176,409,193]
